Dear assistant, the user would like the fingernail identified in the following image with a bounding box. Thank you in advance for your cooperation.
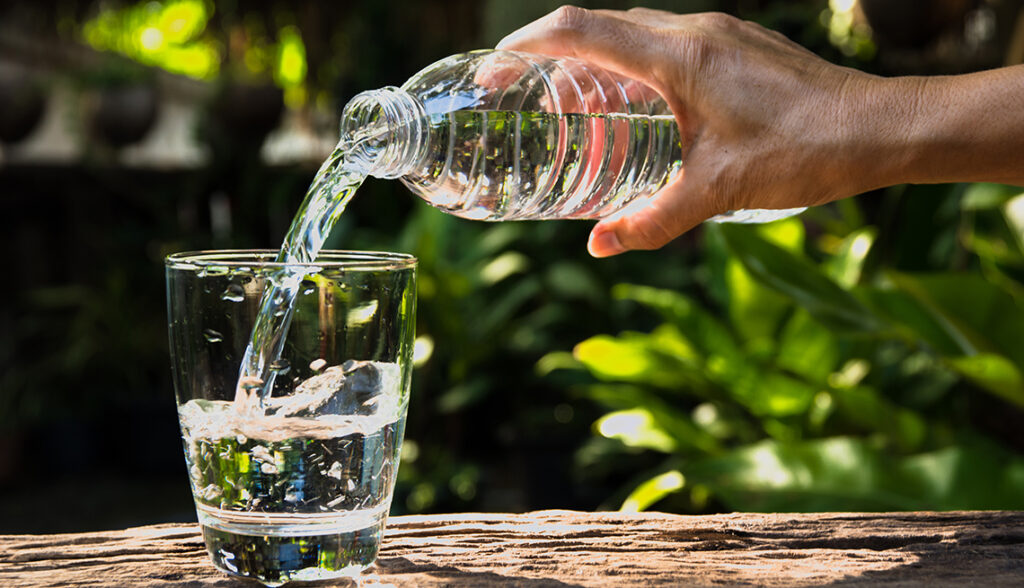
[588,228,625,257]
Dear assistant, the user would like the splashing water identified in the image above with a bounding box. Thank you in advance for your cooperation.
[235,133,376,410]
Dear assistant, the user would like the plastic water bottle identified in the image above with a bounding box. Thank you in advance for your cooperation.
[339,49,804,223]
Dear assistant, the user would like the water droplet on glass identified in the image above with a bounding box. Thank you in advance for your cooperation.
[269,359,291,375]
[232,267,254,283]
[203,329,223,343]
[221,283,245,302]
[206,265,229,277]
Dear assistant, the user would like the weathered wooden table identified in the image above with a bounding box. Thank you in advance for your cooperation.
[2,510,1023,586]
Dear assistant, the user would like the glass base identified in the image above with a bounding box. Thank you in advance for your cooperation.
[198,507,386,586]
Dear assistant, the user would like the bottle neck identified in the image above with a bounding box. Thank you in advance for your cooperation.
[339,87,426,179]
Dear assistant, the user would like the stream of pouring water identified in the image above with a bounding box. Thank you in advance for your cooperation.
[233,126,383,411]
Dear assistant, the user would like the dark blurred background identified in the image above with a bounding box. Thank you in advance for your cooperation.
[3,0,1024,534]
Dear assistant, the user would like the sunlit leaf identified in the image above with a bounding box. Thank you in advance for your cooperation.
[596,408,677,453]
[726,257,791,344]
[684,436,1024,511]
[620,470,686,512]
[947,354,1024,408]
[583,385,721,453]
[754,216,805,251]
[535,351,582,377]
[1005,192,1024,253]
[479,251,529,284]
[572,328,697,388]
[961,183,1023,211]
[824,227,876,287]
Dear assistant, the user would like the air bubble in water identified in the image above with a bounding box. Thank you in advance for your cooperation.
[221,283,245,302]
[269,359,291,375]
[203,329,223,343]
[327,461,343,480]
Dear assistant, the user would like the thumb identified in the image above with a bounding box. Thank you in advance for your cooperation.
[587,174,722,257]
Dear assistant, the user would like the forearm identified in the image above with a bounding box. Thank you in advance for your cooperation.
[855,65,1024,191]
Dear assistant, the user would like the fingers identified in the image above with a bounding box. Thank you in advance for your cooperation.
[586,173,723,257]
[496,6,666,88]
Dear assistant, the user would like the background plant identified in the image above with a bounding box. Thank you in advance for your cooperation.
[541,184,1024,513]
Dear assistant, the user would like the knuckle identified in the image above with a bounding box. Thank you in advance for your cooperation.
[548,5,590,32]
[697,11,737,31]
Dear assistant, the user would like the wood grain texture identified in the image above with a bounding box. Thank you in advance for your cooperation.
[2,510,1023,587]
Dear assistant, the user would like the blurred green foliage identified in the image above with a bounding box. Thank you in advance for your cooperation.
[539,184,1024,513]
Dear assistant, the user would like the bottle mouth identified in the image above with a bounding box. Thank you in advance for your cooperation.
[340,87,425,179]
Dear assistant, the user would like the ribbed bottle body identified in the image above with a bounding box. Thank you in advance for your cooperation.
[395,50,682,220]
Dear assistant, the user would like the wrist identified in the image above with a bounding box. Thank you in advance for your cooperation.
[848,68,1024,188]
[834,74,925,196]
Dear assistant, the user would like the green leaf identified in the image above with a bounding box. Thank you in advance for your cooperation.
[858,286,966,356]
[775,309,839,385]
[1005,192,1024,253]
[717,224,881,332]
[572,327,699,389]
[961,183,1023,211]
[726,257,792,344]
[947,354,1024,407]
[535,351,582,377]
[583,384,722,453]
[890,273,1024,368]
[613,284,742,361]
[829,386,928,451]
[546,261,604,303]
[620,470,686,512]
[754,216,806,251]
[595,408,677,453]
[824,227,876,288]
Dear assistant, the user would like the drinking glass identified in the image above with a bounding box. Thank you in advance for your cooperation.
[165,250,416,586]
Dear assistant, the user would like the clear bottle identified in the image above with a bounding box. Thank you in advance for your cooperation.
[339,49,804,223]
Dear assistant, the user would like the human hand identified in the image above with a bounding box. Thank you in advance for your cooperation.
[497,7,889,257]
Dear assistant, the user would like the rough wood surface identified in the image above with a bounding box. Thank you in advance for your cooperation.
[2,510,1024,587]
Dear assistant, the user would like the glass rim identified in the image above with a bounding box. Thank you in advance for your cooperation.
[165,249,417,271]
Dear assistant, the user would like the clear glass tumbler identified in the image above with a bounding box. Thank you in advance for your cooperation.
[165,250,416,586]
